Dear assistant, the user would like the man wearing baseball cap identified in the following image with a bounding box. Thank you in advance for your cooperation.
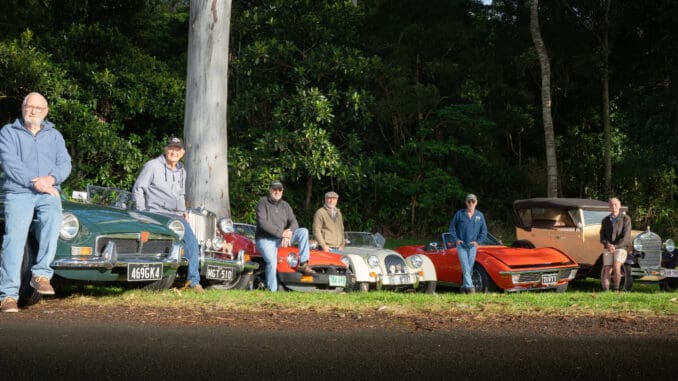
[255,180,314,291]
[132,136,204,293]
[312,191,345,252]
[448,193,488,294]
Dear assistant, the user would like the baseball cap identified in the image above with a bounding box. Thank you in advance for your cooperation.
[270,180,284,189]
[325,191,339,198]
[166,137,184,149]
[466,194,478,202]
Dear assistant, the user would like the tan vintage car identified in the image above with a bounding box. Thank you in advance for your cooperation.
[512,198,644,289]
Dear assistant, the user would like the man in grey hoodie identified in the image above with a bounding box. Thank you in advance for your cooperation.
[132,137,204,293]
[0,92,72,313]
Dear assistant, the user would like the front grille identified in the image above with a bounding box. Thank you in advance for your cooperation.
[95,236,173,256]
[384,254,407,275]
[186,209,217,244]
[636,231,662,268]
[311,266,349,275]
[517,271,561,283]
[97,238,140,254]
[142,239,173,254]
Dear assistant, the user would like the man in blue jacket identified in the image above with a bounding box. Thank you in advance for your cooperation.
[132,137,204,293]
[0,92,72,312]
[449,194,488,294]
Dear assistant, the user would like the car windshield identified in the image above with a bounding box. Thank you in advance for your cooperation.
[81,185,136,210]
[234,223,256,240]
[516,207,578,229]
[583,210,609,226]
[344,232,385,248]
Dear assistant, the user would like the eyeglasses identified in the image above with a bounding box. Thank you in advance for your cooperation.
[271,188,283,192]
[24,105,47,113]
[466,200,476,204]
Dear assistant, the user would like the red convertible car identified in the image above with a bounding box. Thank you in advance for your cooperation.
[233,223,354,292]
[396,233,579,292]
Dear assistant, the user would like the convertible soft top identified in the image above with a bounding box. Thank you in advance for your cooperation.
[513,197,622,211]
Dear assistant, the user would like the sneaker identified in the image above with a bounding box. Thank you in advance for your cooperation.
[30,276,55,295]
[298,262,315,275]
[467,287,476,294]
[1,297,19,313]
[191,284,205,293]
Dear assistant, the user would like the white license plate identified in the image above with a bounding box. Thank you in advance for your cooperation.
[127,263,162,281]
[665,269,678,277]
[388,275,411,285]
[329,275,346,287]
[541,273,558,285]
[206,265,234,281]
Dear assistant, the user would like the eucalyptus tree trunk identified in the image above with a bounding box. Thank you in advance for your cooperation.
[601,1,612,196]
[530,0,559,198]
[184,0,232,218]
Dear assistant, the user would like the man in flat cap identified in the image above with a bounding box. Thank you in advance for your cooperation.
[132,137,204,293]
[255,180,314,291]
[449,193,487,294]
[313,191,345,253]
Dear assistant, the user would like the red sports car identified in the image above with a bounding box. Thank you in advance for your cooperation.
[233,223,354,292]
[396,233,579,292]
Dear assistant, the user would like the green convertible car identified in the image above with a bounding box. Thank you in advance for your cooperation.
[0,179,185,306]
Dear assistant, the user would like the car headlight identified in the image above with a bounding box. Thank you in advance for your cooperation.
[366,255,379,268]
[409,254,423,268]
[665,239,675,252]
[633,238,643,252]
[217,217,234,234]
[340,256,350,267]
[286,252,299,268]
[212,235,224,250]
[168,219,185,240]
[59,212,79,240]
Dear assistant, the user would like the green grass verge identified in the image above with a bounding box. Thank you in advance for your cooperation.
[60,282,678,317]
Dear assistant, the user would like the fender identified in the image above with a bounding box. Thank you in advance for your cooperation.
[343,253,380,283]
[407,254,437,282]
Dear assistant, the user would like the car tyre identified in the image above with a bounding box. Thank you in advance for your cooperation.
[555,283,568,293]
[18,236,43,307]
[600,263,633,291]
[418,281,436,294]
[471,265,499,293]
[206,272,253,290]
[357,282,370,292]
[143,271,178,290]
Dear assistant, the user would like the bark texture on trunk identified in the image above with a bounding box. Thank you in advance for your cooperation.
[530,0,559,197]
[184,0,232,218]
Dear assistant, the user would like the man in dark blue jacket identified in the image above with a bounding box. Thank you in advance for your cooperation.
[449,194,488,294]
[0,92,72,312]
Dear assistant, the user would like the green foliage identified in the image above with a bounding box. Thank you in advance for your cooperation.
[2,0,678,239]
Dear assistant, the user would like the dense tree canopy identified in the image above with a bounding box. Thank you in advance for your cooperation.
[1,0,676,239]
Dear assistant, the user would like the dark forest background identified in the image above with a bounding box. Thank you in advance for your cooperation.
[1,0,676,240]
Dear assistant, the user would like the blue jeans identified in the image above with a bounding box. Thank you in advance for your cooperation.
[255,228,310,292]
[180,219,201,287]
[0,193,62,301]
[457,244,477,290]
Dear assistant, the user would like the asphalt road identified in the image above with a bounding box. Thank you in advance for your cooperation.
[1,319,677,380]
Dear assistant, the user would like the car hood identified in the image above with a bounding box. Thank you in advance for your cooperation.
[64,201,176,236]
[478,245,576,267]
[341,246,396,257]
[309,249,347,267]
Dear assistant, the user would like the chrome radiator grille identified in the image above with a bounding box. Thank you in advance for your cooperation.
[186,209,217,244]
[636,231,662,268]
